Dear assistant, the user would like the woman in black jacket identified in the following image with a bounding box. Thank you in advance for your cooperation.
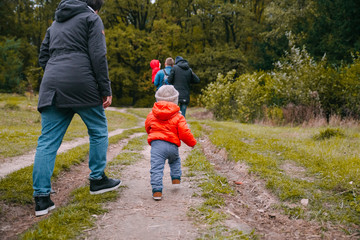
[33,0,121,217]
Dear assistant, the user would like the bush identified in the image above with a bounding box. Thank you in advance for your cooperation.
[312,128,345,141]
[3,102,20,110]
[200,36,360,124]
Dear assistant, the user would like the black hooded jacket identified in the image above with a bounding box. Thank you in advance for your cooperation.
[168,57,200,104]
[37,0,111,112]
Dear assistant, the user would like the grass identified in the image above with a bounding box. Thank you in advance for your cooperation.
[0,93,139,159]
[126,108,151,119]
[0,144,89,204]
[312,127,345,140]
[185,145,257,239]
[206,121,360,229]
[122,134,147,151]
[21,186,118,240]
[108,127,145,145]
[0,129,145,205]
[20,134,148,239]
[109,152,142,166]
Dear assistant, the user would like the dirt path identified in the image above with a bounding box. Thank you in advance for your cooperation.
[85,144,202,240]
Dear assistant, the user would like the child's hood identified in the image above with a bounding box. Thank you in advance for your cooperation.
[152,101,180,121]
[150,59,160,69]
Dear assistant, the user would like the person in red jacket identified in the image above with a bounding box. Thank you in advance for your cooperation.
[150,59,161,84]
[145,85,197,200]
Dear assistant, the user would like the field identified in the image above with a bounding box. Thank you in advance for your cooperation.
[0,94,359,239]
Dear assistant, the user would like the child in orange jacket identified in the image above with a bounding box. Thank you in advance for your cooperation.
[145,85,197,200]
[150,59,161,84]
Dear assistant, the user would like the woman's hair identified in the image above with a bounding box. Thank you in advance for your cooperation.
[87,0,104,11]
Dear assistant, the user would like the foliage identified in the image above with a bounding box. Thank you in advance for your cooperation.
[0,38,23,92]
[199,69,274,122]
[200,37,360,123]
[312,128,345,141]
[1,0,359,108]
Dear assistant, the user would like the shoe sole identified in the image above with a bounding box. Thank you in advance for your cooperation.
[35,205,56,217]
[153,196,162,201]
[90,181,122,195]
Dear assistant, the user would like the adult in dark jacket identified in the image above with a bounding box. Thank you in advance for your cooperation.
[33,0,121,217]
[168,56,200,117]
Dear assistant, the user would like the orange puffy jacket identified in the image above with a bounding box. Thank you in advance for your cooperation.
[145,101,197,147]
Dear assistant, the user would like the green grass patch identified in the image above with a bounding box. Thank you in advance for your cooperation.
[109,152,142,166]
[126,108,151,119]
[0,144,89,204]
[0,93,141,159]
[184,146,255,238]
[122,134,147,151]
[105,110,140,131]
[20,186,119,240]
[189,205,228,225]
[199,225,258,240]
[187,120,203,139]
[280,204,305,220]
[312,128,345,140]
[108,127,145,145]
[206,121,360,227]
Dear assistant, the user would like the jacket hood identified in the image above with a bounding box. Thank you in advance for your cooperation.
[152,101,180,121]
[150,59,160,69]
[55,0,89,22]
[175,56,183,64]
[176,59,190,70]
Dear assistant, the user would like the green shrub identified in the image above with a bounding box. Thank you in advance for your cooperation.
[313,128,345,140]
[200,35,360,124]
[3,102,20,110]
[264,106,284,125]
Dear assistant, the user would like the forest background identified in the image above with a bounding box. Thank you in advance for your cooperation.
[1,0,359,124]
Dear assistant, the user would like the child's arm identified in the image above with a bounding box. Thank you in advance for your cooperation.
[145,113,152,134]
[178,116,197,147]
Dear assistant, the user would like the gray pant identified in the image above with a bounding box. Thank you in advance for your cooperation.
[150,140,181,192]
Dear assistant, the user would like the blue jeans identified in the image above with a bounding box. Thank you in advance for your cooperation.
[33,105,108,197]
[180,103,188,118]
[150,140,181,193]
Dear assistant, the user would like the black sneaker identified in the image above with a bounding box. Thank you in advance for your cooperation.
[35,195,55,217]
[90,173,122,195]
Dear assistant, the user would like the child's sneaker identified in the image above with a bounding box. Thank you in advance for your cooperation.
[153,192,162,201]
[172,179,180,185]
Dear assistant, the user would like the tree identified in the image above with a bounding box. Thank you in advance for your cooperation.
[0,38,23,92]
